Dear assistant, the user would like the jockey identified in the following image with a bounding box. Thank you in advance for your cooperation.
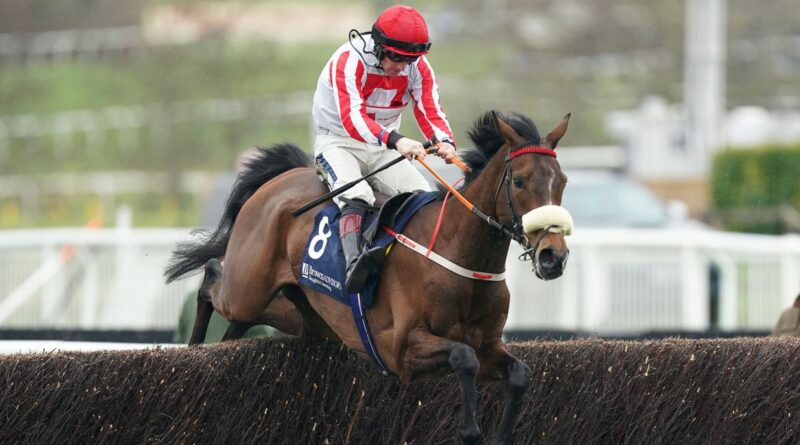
[312,5,457,292]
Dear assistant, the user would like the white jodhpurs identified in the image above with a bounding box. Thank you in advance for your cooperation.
[313,134,432,208]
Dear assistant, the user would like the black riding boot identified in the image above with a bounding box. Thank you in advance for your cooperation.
[340,204,370,293]
[340,203,388,293]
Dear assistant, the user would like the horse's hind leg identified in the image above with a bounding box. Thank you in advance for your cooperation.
[221,321,254,341]
[216,287,340,341]
[216,284,288,341]
[188,258,223,345]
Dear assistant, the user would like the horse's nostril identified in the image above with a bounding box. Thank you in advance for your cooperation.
[538,248,557,267]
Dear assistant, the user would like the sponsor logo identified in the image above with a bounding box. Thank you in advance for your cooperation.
[300,261,342,292]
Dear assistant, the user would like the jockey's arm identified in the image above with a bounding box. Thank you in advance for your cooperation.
[409,56,457,162]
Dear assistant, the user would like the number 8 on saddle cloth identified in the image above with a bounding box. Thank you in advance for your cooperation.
[298,191,438,307]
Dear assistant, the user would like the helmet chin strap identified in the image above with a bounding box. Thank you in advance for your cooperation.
[348,29,383,70]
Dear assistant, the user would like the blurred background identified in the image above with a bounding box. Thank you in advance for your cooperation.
[1,0,799,345]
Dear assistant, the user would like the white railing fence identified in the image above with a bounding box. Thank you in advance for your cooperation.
[505,228,800,334]
[0,227,200,330]
[1,227,799,334]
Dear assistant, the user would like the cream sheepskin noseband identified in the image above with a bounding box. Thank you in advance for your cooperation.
[521,205,574,236]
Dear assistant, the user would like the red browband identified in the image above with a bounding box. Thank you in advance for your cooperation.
[509,146,557,159]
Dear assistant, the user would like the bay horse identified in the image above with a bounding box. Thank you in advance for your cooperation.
[166,110,572,444]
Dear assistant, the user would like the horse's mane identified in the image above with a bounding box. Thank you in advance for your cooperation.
[460,111,541,187]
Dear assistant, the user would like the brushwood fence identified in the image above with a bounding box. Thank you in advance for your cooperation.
[2,336,800,444]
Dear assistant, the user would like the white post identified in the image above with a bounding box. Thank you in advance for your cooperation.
[101,205,138,327]
[559,262,580,330]
[684,0,726,165]
[681,245,709,330]
[715,253,739,330]
[581,245,609,331]
[80,246,99,329]
[780,235,800,306]
[41,244,65,325]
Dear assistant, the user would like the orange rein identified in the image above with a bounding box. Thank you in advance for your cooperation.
[383,147,473,257]
[413,145,528,245]
[413,151,474,254]
[446,153,471,174]
[415,154,474,211]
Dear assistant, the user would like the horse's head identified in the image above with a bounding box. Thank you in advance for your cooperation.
[489,111,573,280]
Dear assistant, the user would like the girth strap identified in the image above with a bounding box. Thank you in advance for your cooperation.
[349,291,390,375]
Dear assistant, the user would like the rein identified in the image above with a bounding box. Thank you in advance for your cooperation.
[416,157,522,243]
[416,145,558,253]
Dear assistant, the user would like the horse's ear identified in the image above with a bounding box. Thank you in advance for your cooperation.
[492,110,522,148]
[542,113,571,149]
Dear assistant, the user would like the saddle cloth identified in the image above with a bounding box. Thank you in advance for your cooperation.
[298,191,438,307]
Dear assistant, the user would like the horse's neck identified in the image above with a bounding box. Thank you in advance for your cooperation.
[439,151,511,272]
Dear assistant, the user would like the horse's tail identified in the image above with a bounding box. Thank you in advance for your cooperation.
[165,143,313,283]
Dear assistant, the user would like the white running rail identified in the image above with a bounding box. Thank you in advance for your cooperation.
[505,228,800,334]
[1,227,799,334]
[0,227,200,330]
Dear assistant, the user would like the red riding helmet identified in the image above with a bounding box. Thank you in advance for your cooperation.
[372,5,431,56]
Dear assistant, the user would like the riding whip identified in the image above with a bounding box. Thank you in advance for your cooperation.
[291,141,432,217]
[292,139,470,217]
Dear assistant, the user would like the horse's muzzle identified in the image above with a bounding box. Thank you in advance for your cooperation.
[522,205,573,280]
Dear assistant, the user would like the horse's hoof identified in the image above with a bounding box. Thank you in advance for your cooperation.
[458,424,482,445]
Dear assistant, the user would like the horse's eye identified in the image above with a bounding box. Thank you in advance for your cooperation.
[512,177,524,188]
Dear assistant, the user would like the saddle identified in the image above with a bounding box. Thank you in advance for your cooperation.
[298,191,438,307]
[340,192,419,282]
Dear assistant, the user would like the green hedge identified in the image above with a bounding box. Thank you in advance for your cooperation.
[711,145,800,233]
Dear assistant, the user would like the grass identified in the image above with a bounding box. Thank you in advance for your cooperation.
[0,36,622,227]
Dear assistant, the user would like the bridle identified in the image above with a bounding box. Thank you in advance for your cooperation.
[492,144,559,262]
[412,142,569,268]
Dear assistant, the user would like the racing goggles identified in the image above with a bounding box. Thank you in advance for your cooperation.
[384,50,420,63]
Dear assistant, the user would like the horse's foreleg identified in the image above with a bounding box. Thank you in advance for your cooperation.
[478,341,531,445]
[189,258,223,345]
[401,331,481,445]
[221,321,254,341]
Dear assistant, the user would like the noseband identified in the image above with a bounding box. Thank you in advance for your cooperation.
[492,145,560,261]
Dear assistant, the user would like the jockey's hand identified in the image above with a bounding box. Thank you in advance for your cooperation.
[435,141,457,163]
[395,137,427,161]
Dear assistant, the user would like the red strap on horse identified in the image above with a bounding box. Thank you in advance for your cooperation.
[426,178,464,257]
[508,146,557,159]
